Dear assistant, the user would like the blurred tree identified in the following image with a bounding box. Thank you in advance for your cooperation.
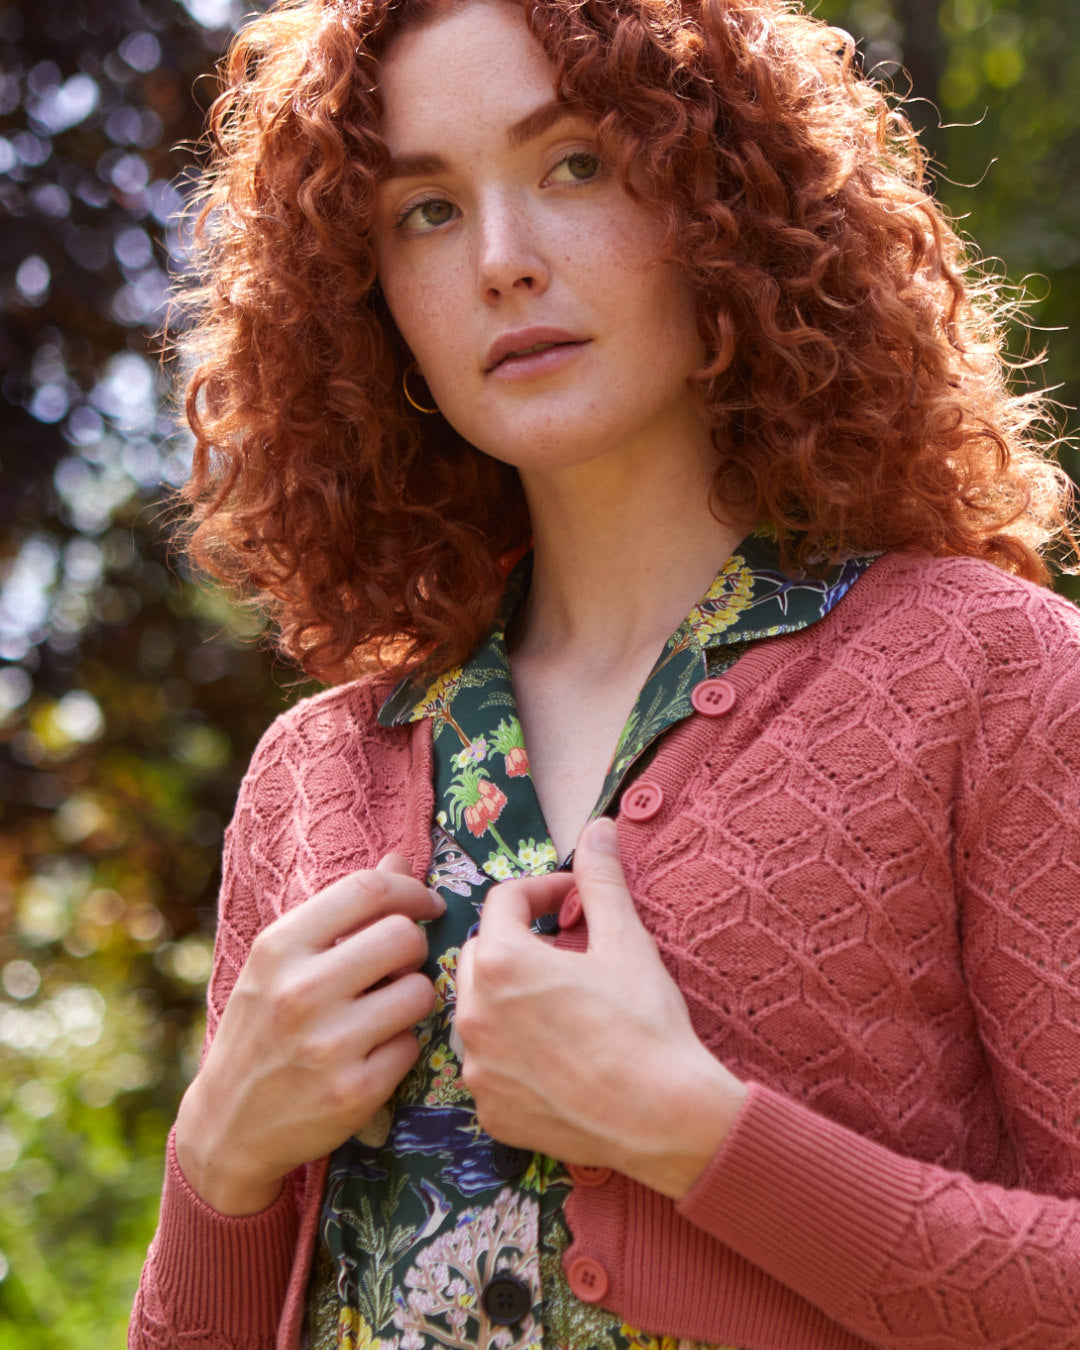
[817,0,1080,595]
[0,0,306,1343]
[0,0,1077,1343]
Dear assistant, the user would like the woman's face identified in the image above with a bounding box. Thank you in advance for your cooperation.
[374,0,711,479]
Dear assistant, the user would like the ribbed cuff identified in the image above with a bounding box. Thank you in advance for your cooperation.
[151,1127,299,1342]
[678,1082,924,1319]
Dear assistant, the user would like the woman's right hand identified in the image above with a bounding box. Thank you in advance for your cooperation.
[173,853,444,1215]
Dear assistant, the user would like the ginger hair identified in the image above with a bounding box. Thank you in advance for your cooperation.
[175,0,1073,682]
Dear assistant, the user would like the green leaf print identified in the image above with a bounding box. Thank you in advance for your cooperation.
[333,1174,416,1332]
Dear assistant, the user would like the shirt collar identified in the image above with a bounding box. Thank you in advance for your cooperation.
[378,527,876,728]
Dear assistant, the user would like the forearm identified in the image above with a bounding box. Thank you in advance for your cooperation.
[129,1128,299,1350]
[174,1076,288,1216]
[611,1041,748,1201]
[678,1083,1080,1350]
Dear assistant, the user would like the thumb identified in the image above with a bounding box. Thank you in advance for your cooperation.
[571,817,645,947]
[376,851,414,877]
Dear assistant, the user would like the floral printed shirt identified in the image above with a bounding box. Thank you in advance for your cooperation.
[303,531,876,1350]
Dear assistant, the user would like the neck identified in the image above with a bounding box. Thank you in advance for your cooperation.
[512,439,748,670]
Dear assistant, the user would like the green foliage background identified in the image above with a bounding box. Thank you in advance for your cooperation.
[0,0,1076,1343]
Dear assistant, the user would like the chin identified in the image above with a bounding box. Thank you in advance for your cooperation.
[451,403,635,472]
[470,435,618,477]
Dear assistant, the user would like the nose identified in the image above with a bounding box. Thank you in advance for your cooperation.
[475,193,550,304]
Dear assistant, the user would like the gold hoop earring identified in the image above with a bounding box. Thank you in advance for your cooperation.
[402,362,439,415]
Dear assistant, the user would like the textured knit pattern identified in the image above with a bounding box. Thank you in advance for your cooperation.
[130,553,1080,1350]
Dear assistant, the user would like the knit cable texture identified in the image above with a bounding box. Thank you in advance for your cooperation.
[130,552,1080,1350]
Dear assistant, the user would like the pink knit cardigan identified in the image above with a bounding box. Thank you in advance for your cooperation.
[131,552,1080,1350]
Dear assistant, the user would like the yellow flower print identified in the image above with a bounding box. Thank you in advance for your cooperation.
[518,838,558,871]
[337,1306,386,1350]
[514,1153,547,1195]
[452,737,488,769]
[686,553,755,648]
[620,1330,678,1350]
[410,665,465,720]
[434,948,460,1010]
[620,1329,737,1350]
[484,851,517,881]
[424,1058,468,1105]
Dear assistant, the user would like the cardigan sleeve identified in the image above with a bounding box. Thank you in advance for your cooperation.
[677,600,1080,1349]
[128,720,304,1350]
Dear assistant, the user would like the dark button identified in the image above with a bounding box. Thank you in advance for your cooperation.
[534,911,561,935]
[691,677,737,716]
[620,780,664,822]
[558,887,583,929]
[567,1256,609,1303]
[490,1142,532,1179]
[481,1273,531,1325]
[568,1163,613,1188]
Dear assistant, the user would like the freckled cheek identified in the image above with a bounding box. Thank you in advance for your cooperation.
[382,275,459,374]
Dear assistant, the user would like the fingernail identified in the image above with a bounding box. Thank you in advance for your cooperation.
[428,888,447,913]
[588,817,619,853]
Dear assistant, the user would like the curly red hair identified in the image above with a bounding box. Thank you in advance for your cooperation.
[176,0,1073,682]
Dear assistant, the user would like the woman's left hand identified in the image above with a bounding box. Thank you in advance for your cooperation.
[455,816,747,1200]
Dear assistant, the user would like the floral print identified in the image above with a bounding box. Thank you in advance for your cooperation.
[393,1191,541,1350]
[491,717,530,776]
[427,826,487,898]
[448,761,510,841]
[685,553,756,645]
[306,532,877,1350]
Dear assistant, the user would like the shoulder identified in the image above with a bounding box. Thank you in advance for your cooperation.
[248,674,400,760]
[269,672,399,735]
[235,674,411,818]
[760,552,1080,752]
[852,550,1080,626]
[827,551,1080,677]
[224,674,425,916]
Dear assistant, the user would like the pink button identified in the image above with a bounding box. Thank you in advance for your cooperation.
[558,888,583,929]
[691,677,737,716]
[567,1256,610,1303]
[620,781,663,822]
[568,1164,613,1188]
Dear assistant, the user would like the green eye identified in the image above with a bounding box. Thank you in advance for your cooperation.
[551,151,601,183]
[400,198,456,232]
[568,152,601,180]
[418,200,453,226]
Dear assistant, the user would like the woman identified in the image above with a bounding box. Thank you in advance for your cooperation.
[131,0,1080,1347]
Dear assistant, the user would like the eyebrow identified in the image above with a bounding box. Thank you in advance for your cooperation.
[507,98,579,147]
[384,99,585,180]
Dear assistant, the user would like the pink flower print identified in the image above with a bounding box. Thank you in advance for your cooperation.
[490,717,528,778]
[395,1190,539,1350]
[464,802,488,837]
[449,764,507,840]
[504,745,529,777]
[476,778,507,825]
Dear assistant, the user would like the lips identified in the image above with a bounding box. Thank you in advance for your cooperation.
[484,326,587,372]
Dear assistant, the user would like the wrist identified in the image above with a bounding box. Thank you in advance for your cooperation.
[174,1080,286,1216]
[620,1050,747,1201]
